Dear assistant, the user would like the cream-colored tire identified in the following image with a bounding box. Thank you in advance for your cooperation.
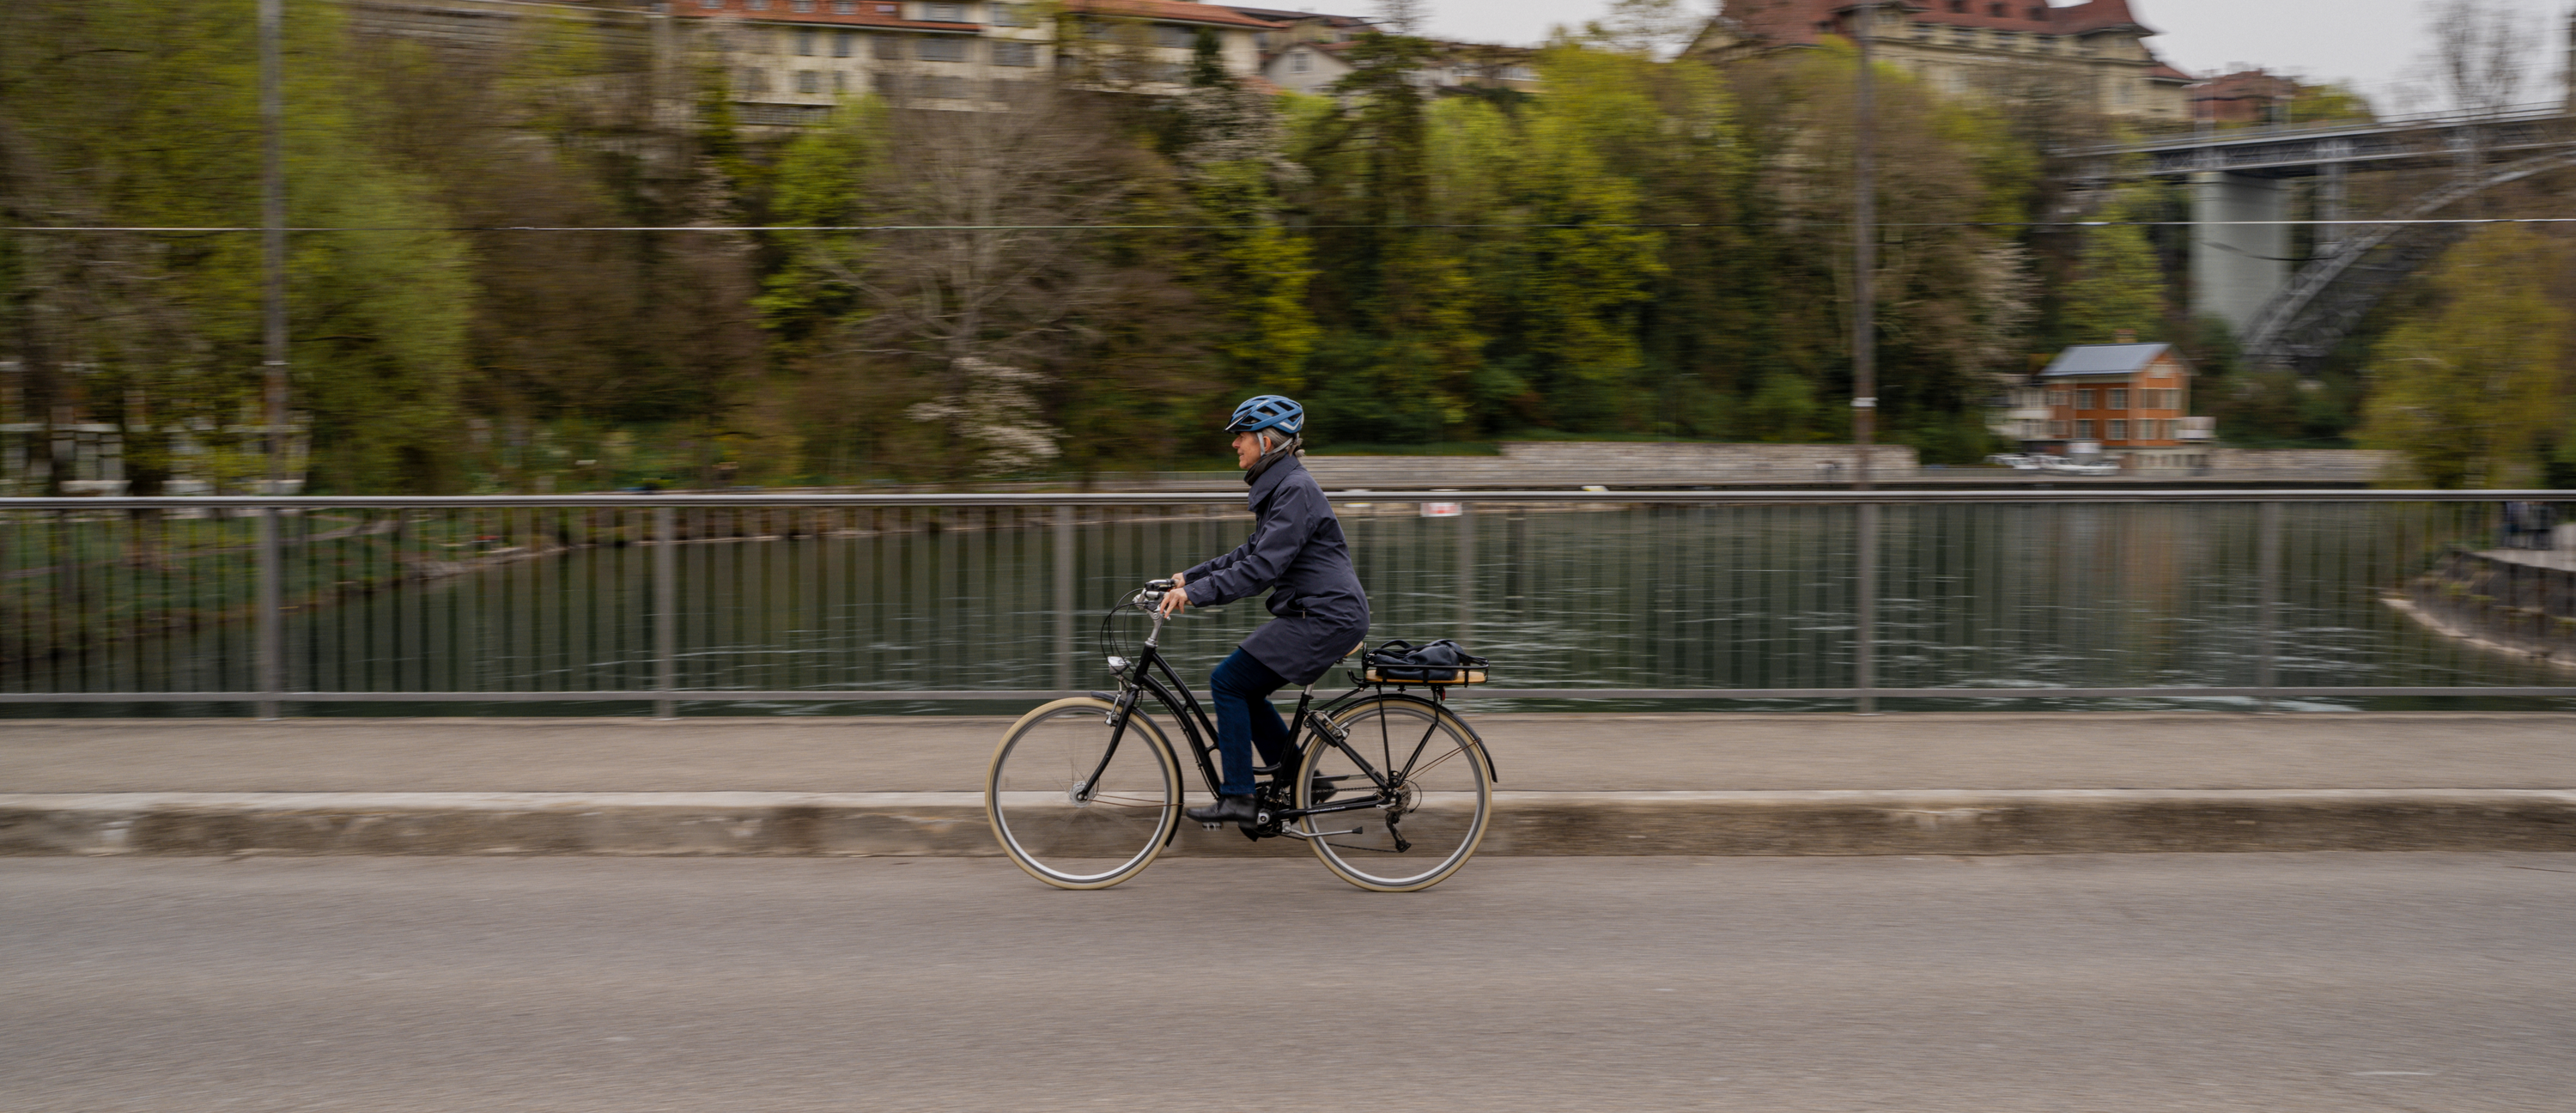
[987,696,1182,890]
[1297,696,1492,892]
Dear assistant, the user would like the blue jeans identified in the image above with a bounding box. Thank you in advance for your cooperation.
[1209,648,1292,797]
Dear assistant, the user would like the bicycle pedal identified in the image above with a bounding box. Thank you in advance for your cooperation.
[1200,821,1222,830]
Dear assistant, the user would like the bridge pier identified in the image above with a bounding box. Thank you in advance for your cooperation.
[2190,171,2291,332]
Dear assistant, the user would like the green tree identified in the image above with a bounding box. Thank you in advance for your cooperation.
[2,0,475,493]
[2357,226,2573,488]
[2060,186,2167,344]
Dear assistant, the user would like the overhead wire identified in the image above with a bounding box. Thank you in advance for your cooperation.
[9,217,2576,233]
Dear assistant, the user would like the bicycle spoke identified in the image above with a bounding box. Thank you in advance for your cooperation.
[1301,696,1491,891]
[988,699,1180,889]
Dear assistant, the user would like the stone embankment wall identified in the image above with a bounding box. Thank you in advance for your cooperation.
[2403,549,2576,668]
[1304,443,1918,490]
[2202,448,2405,479]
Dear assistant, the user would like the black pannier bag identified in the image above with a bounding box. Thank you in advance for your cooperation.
[1360,639,1488,685]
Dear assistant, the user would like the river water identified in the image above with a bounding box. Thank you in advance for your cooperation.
[7,501,2567,715]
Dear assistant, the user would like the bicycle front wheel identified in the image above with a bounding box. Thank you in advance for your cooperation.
[987,696,1182,890]
[1297,695,1492,891]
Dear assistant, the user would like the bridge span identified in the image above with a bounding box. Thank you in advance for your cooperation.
[2076,100,2576,369]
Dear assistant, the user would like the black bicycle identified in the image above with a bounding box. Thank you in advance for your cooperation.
[985,580,1497,891]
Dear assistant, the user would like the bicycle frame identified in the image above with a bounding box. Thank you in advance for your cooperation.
[1078,589,1452,826]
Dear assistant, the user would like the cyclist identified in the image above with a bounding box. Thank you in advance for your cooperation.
[1157,395,1370,828]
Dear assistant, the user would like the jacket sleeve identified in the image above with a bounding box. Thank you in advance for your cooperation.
[1182,538,1254,589]
[1183,489,1317,606]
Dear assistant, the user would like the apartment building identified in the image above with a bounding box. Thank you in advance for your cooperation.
[2035,342,2215,467]
[1226,8,1539,97]
[1690,1,2195,124]
[683,0,1285,125]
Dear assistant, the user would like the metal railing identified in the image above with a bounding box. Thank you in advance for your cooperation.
[3,489,2571,716]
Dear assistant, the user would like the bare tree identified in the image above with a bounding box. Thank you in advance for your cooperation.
[1375,0,1429,36]
[1583,0,1707,58]
[2416,0,2533,118]
[802,84,1203,478]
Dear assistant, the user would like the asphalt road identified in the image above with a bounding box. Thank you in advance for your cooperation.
[5,855,2571,1112]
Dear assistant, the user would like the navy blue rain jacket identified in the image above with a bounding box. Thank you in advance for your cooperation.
[1181,453,1370,685]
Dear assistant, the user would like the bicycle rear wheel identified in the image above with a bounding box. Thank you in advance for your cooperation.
[1297,695,1492,891]
[987,696,1182,890]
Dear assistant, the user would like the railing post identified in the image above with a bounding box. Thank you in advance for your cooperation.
[1054,504,1074,692]
[654,505,677,720]
[1456,500,1475,648]
[2257,500,2281,713]
[1856,501,1878,715]
[256,505,283,720]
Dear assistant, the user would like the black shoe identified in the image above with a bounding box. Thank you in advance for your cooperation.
[1187,794,1259,828]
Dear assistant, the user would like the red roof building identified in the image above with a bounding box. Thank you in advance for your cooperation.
[672,0,1285,125]
[1690,1,2195,122]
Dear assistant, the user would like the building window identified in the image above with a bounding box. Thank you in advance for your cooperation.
[2107,388,2129,410]
[2049,421,2069,438]
[1255,31,1270,49]
[917,74,969,98]
[2075,389,2095,410]
[1947,0,1965,10]
[923,2,965,21]
[795,70,822,94]
[792,0,813,11]
[834,70,848,92]
[701,0,722,9]
[1950,26,1974,46]
[835,0,857,11]
[1155,25,1194,49]
[738,67,769,94]
[833,30,854,58]
[872,71,899,95]
[1912,21,1934,41]
[746,0,768,9]
[917,36,967,61]
[2075,420,2094,440]
[872,35,903,59]
[2107,420,2128,441]
[993,40,1036,66]
[1993,30,2018,49]
[1291,50,1310,73]
[991,4,1030,27]
[795,29,817,56]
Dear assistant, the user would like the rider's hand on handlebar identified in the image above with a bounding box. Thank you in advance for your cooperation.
[1156,574,1188,617]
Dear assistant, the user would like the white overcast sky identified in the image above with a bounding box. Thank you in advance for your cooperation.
[1411,0,2574,113]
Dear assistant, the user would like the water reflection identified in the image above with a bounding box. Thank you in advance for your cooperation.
[6,501,2567,715]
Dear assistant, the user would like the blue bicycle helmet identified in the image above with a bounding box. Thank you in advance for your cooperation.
[1226,394,1304,437]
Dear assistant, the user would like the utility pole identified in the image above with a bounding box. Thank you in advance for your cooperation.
[1850,2,1877,493]
[1849,3,1880,715]
[258,0,289,491]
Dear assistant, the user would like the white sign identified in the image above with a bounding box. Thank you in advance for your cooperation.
[1419,502,1465,518]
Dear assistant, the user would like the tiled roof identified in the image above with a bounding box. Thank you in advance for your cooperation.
[1713,0,2159,49]
[1223,6,1371,26]
[1067,0,1287,29]
[2041,343,2175,376]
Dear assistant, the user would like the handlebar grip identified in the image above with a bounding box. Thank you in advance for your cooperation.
[1146,578,1176,591]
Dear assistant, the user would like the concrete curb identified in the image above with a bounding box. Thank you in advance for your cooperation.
[5,789,2573,857]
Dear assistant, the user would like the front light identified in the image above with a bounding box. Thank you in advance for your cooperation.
[1106,655,1129,673]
